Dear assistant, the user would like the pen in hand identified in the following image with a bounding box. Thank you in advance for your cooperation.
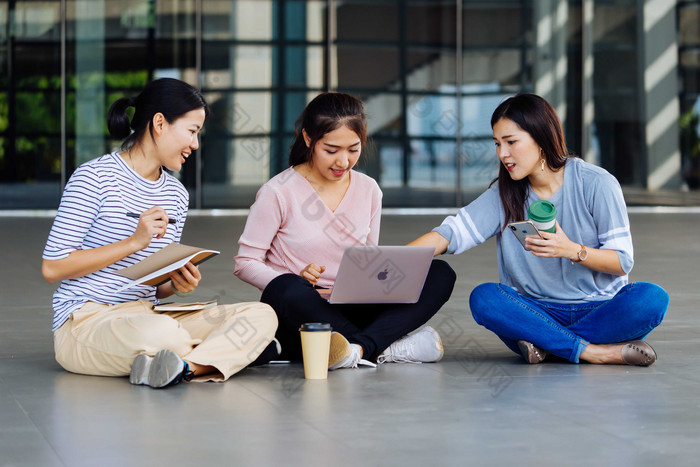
[126,212,177,224]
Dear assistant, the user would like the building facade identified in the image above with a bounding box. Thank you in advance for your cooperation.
[1,0,699,209]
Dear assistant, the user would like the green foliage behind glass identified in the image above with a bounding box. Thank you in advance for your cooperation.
[0,71,149,181]
[680,108,699,162]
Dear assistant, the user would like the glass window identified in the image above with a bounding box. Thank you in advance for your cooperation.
[336,0,399,43]
[459,2,531,195]
[1,0,693,211]
[336,46,400,91]
[201,1,326,208]
[679,2,700,189]
[459,87,507,189]
[591,2,642,186]
[202,91,272,190]
[463,2,525,48]
[203,1,273,41]
[336,0,458,205]
[679,4,700,46]
[0,1,62,209]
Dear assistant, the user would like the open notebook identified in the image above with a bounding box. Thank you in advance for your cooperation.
[114,243,219,293]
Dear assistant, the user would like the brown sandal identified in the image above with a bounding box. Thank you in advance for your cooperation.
[517,340,549,364]
[621,340,657,367]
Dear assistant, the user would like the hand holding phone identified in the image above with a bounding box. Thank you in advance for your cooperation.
[507,221,543,250]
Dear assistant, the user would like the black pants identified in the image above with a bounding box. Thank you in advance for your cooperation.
[260,259,456,362]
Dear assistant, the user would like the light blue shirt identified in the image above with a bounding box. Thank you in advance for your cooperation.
[434,157,633,303]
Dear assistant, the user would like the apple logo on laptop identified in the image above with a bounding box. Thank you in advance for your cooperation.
[377,268,389,281]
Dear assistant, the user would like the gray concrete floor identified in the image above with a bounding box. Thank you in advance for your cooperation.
[1,211,698,467]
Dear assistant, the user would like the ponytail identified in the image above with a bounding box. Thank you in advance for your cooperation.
[107,96,136,142]
[106,78,208,150]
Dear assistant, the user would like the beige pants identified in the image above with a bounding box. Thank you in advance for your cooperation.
[53,300,277,382]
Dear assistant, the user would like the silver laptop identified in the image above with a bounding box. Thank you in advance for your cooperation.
[321,245,435,304]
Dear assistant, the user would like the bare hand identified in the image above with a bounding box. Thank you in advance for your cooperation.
[524,220,579,261]
[130,206,171,250]
[169,261,201,294]
[300,263,326,286]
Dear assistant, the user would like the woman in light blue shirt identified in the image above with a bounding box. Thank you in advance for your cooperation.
[411,93,668,366]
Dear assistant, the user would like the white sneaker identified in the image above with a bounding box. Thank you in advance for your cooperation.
[328,332,377,370]
[377,326,444,364]
[129,349,194,388]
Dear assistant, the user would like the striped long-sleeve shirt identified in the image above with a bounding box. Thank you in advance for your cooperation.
[433,157,633,303]
[43,152,189,331]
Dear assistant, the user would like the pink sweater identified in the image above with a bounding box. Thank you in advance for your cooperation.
[234,167,383,291]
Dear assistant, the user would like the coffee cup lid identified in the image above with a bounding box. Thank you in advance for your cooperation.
[528,200,557,222]
[299,322,332,332]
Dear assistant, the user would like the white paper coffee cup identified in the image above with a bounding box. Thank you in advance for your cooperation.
[299,323,332,380]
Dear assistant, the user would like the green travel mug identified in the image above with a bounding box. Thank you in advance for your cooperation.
[528,200,557,233]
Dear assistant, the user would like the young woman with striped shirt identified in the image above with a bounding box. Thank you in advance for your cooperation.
[42,78,277,388]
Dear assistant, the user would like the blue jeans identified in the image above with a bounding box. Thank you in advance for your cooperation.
[469,282,669,363]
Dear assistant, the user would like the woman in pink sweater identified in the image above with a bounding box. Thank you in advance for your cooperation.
[234,92,455,369]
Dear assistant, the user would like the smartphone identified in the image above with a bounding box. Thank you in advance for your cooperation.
[507,220,543,250]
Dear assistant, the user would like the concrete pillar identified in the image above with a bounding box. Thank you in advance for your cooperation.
[638,0,682,189]
[581,0,595,164]
[533,0,568,122]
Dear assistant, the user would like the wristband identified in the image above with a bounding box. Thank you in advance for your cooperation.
[171,280,194,297]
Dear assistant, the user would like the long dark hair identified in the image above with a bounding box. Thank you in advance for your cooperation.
[107,78,209,150]
[289,92,367,166]
[490,93,571,228]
